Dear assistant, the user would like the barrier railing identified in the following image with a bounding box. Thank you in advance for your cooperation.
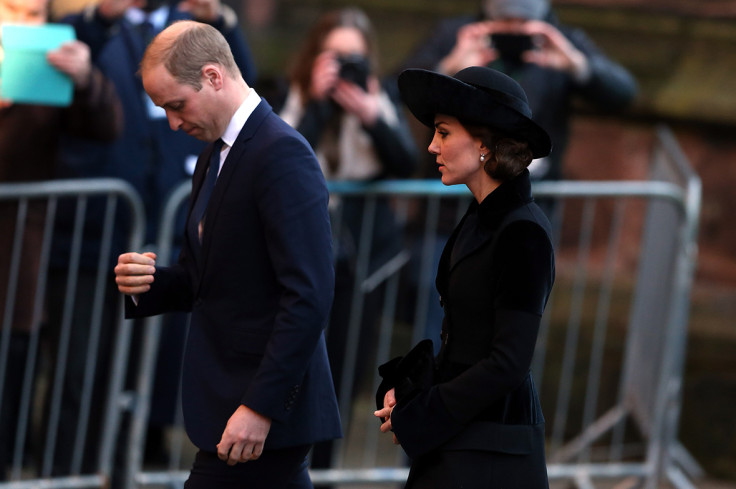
[0,179,145,489]
[0,125,701,489]
[119,126,701,489]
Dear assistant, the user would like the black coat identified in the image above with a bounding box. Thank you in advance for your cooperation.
[378,170,555,488]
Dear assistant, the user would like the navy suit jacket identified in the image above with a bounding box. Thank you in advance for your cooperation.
[126,100,342,451]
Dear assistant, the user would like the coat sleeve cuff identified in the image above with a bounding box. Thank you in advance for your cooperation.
[391,386,464,459]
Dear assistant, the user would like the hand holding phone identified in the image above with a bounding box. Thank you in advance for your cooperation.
[490,33,534,64]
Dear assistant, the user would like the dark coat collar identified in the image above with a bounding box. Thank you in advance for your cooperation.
[475,169,534,228]
[436,170,535,294]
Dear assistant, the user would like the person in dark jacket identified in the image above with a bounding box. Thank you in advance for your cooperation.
[375,66,556,488]
[115,21,341,488]
[401,0,635,358]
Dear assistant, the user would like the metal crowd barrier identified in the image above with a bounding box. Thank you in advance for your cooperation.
[0,179,145,489]
[0,125,701,489]
[118,126,701,489]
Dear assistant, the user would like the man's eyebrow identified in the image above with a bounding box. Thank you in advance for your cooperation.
[161,99,183,109]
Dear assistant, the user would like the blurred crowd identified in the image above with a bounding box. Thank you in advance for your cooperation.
[0,0,636,482]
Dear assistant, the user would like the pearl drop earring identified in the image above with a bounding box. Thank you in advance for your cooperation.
[480,153,486,162]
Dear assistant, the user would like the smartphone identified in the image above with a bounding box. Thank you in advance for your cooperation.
[337,54,370,90]
[490,33,534,63]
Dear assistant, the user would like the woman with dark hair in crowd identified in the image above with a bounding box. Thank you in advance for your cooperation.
[277,7,419,479]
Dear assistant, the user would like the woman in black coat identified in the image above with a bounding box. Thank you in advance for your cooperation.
[375,66,555,488]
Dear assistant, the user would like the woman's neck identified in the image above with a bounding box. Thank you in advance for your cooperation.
[467,175,501,204]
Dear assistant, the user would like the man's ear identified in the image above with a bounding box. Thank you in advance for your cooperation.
[202,64,223,89]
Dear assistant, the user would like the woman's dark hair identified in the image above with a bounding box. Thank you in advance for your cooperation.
[462,122,534,181]
[287,7,378,103]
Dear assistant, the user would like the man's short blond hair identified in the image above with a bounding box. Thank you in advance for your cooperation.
[141,20,241,90]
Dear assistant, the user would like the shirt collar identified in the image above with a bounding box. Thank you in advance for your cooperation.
[220,88,261,149]
[125,6,169,31]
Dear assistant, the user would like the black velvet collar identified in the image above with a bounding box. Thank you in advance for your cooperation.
[437,169,535,290]
[475,169,534,229]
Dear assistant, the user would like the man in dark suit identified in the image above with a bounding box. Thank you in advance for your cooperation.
[56,0,258,462]
[114,20,342,488]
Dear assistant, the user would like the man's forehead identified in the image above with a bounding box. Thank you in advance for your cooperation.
[143,66,194,107]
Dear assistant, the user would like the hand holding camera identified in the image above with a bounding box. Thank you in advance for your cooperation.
[517,20,589,77]
[310,50,380,126]
[333,54,380,126]
[440,18,588,76]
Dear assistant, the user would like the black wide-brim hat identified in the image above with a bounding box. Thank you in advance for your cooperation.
[398,67,552,158]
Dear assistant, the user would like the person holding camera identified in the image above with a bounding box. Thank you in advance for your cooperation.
[402,0,637,185]
[278,7,417,184]
[275,6,419,479]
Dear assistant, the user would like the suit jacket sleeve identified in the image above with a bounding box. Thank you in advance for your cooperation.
[124,262,194,318]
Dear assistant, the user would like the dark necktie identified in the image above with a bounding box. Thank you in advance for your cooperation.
[189,139,224,248]
[138,18,155,45]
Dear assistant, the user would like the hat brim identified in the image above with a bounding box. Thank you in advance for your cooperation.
[399,69,552,159]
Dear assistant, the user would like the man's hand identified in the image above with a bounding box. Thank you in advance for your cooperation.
[178,0,222,23]
[374,388,399,445]
[97,0,140,21]
[47,41,92,90]
[438,21,498,76]
[217,405,272,465]
[114,252,157,296]
[520,20,589,78]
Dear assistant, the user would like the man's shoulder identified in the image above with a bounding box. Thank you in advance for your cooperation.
[233,105,317,169]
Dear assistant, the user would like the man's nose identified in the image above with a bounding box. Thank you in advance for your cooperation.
[167,112,181,131]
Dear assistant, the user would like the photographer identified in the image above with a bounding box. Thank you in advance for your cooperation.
[402,0,637,185]
[278,7,417,182]
[274,6,419,481]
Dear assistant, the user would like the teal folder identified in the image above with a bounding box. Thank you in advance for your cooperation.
[0,23,76,107]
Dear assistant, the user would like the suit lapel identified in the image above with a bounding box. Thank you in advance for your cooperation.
[196,100,273,278]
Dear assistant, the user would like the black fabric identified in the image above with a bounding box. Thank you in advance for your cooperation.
[375,171,554,486]
[183,446,312,489]
[189,140,223,231]
[398,67,552,158]
[375,339,436,414]
[404,422,549,489]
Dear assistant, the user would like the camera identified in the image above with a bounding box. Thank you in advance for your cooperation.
[490,33,534,63]
[337,54,370,90]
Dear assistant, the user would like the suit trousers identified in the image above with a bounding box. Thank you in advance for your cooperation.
[184,444,313,489]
